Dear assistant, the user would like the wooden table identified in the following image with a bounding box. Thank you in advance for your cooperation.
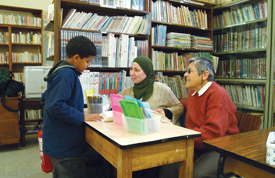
[203,127,275,178]
[85,122,201,178]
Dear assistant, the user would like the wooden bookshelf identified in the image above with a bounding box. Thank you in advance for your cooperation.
[0,5,43,72]
[50,0,150,65]
[213,0,272,128]
[20,98,43,147]
[149,0,214,72]
[44,0,215,100]
[0,5,44,146]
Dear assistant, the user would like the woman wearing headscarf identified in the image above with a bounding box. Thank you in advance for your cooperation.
[115,56,184,178]
[118,56,183,125]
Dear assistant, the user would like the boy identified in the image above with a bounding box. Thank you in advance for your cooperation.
[41,36,103,178]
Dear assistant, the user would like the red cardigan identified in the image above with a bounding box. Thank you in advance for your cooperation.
[180,82,239,151]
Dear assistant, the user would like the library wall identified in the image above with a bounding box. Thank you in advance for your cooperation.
[1,0,52,10]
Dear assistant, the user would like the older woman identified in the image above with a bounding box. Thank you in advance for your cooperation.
[118,56,183,123]
[160,57,239,178]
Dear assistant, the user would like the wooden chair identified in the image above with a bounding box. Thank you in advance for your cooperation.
[217,112,263,178]
[235,112,262,133]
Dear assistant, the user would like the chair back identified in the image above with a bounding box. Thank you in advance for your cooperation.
[235,112,262,133]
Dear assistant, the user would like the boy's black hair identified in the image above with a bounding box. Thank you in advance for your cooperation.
[66,36,97,58]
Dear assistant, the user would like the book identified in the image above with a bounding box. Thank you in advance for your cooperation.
[100,111,113,122]
[62,9,77,28]
[47,3,54,24]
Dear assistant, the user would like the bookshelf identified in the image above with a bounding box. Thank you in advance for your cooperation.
[46,0,151,99]
[50,0,150,66]
[20,98,43,147]
[0,5,43,83]
[212,0,272,128]
[0,5,43,146]
[268,1,275,127]
[149,0,214,99]
[150,0,214,74]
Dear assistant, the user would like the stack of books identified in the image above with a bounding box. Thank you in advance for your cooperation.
[166,32,191,49]
[191,35,213,50]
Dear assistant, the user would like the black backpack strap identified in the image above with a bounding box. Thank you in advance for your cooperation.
[0,80,23,112]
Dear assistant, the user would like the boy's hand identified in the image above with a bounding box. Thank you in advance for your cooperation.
[84,114,103,122]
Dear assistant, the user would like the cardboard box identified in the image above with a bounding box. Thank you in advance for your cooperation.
[266,132,275,166]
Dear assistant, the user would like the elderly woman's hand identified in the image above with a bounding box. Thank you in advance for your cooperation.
[153,109,165,116]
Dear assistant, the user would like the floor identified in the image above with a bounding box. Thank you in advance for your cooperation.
[0,134,52,178]
[0,135,244,178]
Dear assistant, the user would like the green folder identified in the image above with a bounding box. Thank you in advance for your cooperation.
[119,99,144,119]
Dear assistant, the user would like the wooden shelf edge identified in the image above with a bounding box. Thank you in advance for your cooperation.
[213,18,268,31]
[186,0,218,6]
[152,20,211,31]
[12,43,42,46]
[213,0,250,10]
[25,119,43,122]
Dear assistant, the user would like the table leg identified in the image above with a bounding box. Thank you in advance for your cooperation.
[117,148,132,178]
[179,138,194,178]
[217,154,228,178]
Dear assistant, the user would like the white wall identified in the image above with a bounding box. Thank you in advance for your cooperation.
[1,0,53,10]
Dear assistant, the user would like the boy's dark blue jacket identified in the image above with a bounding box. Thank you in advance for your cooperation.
[41,61,86,158]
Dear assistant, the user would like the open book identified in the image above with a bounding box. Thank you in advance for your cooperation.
[100,111,113,122]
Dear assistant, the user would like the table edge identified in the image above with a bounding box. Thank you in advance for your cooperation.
[203,142,275,175]
[86,123,201,149]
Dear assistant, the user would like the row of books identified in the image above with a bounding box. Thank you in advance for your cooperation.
[213,0,268,28]
[222,84,265,108]
[216,58,266,79]
[102,34,148,68]
[60,30,148,67]
[62,9,150,35]
[25,109,43,120]
[0,14,42,27]
[77,0,145,11]
[0,32,9,44]
[61,30,102,67]
[213,22,268,53]
[155,72,188,100]
[81,71,189,101]
[151,0,208,29]
[13,72,24,83]
[152,51,219,72]
[151,25,213,50]
[79,70,133,103]
[11,52,41,63]
[11,32,41,44]
[0,52,8,64]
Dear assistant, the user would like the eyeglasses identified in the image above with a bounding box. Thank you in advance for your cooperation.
[186,68,192,74]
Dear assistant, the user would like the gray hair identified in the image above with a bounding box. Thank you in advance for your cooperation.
[188,57,214,81]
